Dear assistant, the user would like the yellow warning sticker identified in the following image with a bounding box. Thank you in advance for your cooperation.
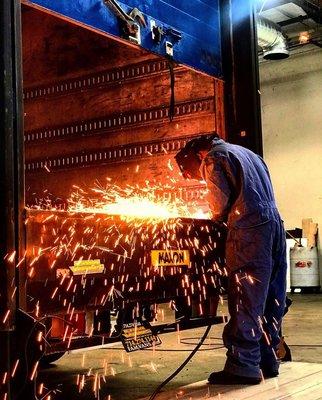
[70,259,104,275]
[151,250,190,268]
[121,322,162,352]
[122,325,151,338]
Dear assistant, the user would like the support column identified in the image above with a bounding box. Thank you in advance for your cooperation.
[0,0,24,398]
[220,0,263,155]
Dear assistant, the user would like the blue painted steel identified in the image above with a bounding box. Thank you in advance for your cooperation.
[26,0,222,77]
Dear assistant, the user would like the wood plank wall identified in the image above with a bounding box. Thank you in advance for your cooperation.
[23,7,225,208]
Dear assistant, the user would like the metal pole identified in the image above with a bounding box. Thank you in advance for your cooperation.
[220,0,263,155]
[0,0,24,398]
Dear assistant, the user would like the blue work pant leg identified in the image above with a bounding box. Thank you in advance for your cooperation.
[223,265,272,378]
[260,219,287,370]
[223,219,286,378]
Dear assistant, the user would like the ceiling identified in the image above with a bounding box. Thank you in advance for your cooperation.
[257,0,322,51]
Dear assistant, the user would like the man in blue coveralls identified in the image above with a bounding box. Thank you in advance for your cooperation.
[175,133,287,385]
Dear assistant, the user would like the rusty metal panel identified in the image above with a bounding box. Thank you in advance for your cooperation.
[25,210,226,315]
[24,98,215,143]
[22,9,225,207]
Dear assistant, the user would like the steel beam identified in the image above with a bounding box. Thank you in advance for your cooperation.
[277,15,309,26]
[259,0,322,24]
[220,0,263,155]
[0,0,25,398]
[286,1,321,24]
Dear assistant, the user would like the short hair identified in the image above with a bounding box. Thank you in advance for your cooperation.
[184,132,220,153]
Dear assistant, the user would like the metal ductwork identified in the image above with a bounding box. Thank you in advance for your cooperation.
[257,17,289,60]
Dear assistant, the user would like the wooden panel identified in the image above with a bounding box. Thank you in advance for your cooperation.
[24,59,177,101]
[25,113,216,159]
[25,148,208,203]
[22,7,225,206]
[22,7,155,86]
[24,72,215,131]
[138,362,322,400]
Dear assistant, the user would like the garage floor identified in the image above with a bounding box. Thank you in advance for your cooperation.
[139,362,322,400]
[40,294,322,400]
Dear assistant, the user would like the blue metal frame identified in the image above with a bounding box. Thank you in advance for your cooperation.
[24,0,222,77]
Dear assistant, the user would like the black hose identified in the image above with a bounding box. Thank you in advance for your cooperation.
[148,324,212,400]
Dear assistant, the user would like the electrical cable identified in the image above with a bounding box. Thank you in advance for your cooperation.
[103,345,225,352]
[179,336,222,346]
[19,312,221,399]
[148,323,212,400]
[144,345,225,351]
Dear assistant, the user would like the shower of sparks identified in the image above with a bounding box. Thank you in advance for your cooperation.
[66,181,210,220]
[4,179,235,400]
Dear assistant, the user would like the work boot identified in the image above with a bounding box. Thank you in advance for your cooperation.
[208,370,261,385]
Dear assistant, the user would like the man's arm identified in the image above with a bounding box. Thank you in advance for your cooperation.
[200,156,232,222]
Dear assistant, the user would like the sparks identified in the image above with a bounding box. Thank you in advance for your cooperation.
[66,181,210,220]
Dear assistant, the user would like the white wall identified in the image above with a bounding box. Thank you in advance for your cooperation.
[260,48,322,283]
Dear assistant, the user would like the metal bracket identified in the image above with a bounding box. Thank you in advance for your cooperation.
[103,0,146,44]
[103,0,133,22]
[166,28,182,42]
[129,7,146,27]
[165,41,174,57]
[150,20,165,44]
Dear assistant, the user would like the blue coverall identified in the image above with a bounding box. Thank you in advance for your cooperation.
[200,138,287,379]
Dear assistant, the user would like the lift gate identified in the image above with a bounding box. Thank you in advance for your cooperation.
[22,0,222,77]
[25,209,226,353]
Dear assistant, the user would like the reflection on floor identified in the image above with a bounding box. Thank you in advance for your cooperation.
[139,362,322,400]
[39,294,322,400]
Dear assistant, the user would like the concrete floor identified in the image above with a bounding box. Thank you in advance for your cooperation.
[40,294,322,400]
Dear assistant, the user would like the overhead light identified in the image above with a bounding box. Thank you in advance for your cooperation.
[299,31,310,44]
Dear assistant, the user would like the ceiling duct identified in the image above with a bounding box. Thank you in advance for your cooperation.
[257,16,290,60]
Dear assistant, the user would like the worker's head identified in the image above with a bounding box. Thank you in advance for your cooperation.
[175,133,220,180]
